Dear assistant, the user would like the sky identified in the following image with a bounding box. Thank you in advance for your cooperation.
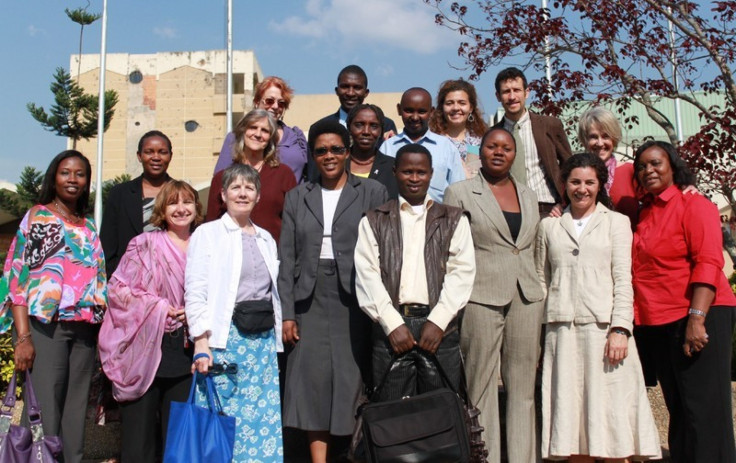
[0,0,522,184]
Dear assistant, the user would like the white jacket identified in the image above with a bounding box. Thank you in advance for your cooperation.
[185,213,283,351]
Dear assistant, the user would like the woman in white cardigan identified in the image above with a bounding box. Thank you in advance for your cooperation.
[536,153,660,462]
[185,163,283,461]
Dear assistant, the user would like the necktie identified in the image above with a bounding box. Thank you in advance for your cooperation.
[511,123,527,185]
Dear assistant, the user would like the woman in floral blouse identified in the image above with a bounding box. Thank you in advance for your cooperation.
[0,150,107,463]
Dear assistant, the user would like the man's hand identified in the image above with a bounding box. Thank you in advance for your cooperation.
[418,321,444,354]
[283,320,300,346]
[388,324,416,354]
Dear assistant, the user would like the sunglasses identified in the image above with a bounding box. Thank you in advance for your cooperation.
[261,97,287,109]
[210,362,238,375]
[313,146,347,156]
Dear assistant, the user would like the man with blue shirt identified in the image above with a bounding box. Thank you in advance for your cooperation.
[379,87,465,202]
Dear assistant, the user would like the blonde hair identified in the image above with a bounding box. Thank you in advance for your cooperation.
[232,109,281,167]
[577,107,622,149]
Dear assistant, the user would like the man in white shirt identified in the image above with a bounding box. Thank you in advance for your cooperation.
[354,143,475,400]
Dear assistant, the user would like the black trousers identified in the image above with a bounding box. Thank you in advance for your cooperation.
[636,306,736,463]
[371,314,461,402]
[119,374,192,463]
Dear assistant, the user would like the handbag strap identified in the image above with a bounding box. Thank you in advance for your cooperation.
[1,371,18,416]
[187,372,226,415]
[23,371,43,425]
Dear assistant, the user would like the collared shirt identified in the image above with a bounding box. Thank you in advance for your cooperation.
[354,195,476,335]
[633,185,736,325]
[379,130,465,203]
[338,108,349,127]
[503,111,556,203]
[185,213,283,351]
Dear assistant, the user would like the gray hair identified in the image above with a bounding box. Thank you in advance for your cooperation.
[221,163,261,195]
[232,109,280,166]
[577,107,622,149]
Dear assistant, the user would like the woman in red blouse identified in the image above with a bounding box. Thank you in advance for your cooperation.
[632,140,736,462]
[206,109,296,243]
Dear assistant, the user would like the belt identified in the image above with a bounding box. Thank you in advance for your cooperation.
[398,304,430,317]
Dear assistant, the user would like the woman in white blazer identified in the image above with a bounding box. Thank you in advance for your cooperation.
[535,153,660,462]
[185,164,283,461]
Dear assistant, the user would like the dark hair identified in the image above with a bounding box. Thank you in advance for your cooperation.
[401,87,432,104]
[347,104,386,143]
[137,130,172,153]
[337,65,368,87]
[480,126,516,153]
[560,152,613,209]
[494,67,528,94]
[38,150,92,215]
[429,79,488,137]
[633,140,696,188]
[308,119,350,154]
[150,180,204,231]
[395,143,432,169]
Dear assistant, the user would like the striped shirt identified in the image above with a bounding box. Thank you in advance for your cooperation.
[504,111,557,203]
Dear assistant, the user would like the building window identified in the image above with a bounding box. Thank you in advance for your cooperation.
[129,70,143,84]
[185,120,199,132]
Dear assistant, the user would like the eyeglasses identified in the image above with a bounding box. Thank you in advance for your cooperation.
[210,362,238,375]
[313,146,347,156]
[260,97,287,109]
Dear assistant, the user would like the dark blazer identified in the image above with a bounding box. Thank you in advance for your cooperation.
[278,174,389,320]
[444,174,544,306]
[100,175,144,278]
[305,110,399,182]
[346,152,398,199]
[493,112,572,201]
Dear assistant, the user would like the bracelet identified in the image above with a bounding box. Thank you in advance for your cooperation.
[688,308,707,317]
[14,333,31,347]
[610,327,630,337]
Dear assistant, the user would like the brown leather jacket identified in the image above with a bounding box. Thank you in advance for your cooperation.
[365,199,466,330]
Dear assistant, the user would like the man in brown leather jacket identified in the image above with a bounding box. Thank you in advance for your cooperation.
[354,143,475,400]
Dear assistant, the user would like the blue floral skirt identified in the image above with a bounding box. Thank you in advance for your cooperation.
[196,323,283,462]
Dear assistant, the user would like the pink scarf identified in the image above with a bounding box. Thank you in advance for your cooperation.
[98,231,186,402]
[605,156,617,193]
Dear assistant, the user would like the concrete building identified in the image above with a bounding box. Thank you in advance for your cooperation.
[72,50,263,190]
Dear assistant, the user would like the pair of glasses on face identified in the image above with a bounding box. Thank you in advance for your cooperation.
[314,146,347,156]
[210,362,238,375]
[261,97,287,109]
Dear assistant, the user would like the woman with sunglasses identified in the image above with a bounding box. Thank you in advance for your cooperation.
[214,76,308,183]
[206,109,296,243]
[279,119,388,462]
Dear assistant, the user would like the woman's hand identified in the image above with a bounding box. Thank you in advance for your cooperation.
[604,331,628,366]
[684,315,709,357]
[283,320,300,346]
[14,337,35,371]
[548,204,564,218]
[192,336,213,374]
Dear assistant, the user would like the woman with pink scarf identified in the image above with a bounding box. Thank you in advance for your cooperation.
[98,180,203,462]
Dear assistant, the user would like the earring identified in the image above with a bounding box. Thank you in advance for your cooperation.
[468,114,475,123]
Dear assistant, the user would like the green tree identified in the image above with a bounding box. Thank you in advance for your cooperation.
[65,5,101,84]
[0,166,43,218]
[27,67,118,149]
[89,173,132,210]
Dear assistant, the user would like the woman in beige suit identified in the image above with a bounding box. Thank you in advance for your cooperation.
[445,127,545,463]
[536,153,660,462]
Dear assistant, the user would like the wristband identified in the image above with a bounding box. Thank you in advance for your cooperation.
[610,327,630,337]
[688,308,707,317]
[14,333,32,347]
[192,353,211,362]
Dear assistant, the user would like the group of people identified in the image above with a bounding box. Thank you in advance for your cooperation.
[0,63,733,463]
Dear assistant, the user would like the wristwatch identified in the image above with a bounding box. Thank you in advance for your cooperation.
[688,307,707,317]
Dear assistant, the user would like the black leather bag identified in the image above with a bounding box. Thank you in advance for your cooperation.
[232,299,273,334]
[352,350,475,463]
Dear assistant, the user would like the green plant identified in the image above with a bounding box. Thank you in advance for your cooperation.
[0,332,14,392]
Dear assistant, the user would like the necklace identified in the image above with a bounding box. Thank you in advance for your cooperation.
[350,154,375,166]
[54,200,81,224]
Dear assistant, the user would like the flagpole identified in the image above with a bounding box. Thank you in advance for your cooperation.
[226,0,233,133]
[94,0,108,226]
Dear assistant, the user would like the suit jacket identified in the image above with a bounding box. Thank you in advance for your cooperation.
[346,152,398,199]
[493,112,572,201]
[278,174,388,320]
[535,204,634,332]
[444,174,544,306]
[305,110,399,182]
[100,175,146,278]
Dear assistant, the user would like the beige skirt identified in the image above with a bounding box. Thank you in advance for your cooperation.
[542,322,662,460]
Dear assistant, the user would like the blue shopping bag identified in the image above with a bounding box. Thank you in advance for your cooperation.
[163,372,236,463]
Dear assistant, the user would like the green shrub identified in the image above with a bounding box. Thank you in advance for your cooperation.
[0,332,15,393]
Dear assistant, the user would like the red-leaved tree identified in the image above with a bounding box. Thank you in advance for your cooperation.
[426,0,736,208]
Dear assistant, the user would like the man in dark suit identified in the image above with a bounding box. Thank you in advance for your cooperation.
[493,67,572,216]
[306,65,398,181]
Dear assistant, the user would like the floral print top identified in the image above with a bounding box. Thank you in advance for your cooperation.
[0,205,107,333]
